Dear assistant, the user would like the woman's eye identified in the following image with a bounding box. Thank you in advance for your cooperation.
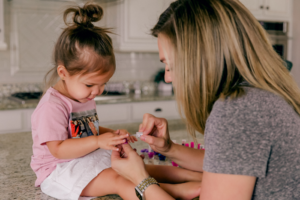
[86,85,93,88]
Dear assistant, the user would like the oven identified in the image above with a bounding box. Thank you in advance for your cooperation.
[259,21,289,60]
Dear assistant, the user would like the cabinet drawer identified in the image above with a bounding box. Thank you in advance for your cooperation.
[132,101,180,121]
[0,110,22,132]
[96,104,130,124]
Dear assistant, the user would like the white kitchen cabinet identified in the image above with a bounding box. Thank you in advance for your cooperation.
[0,108,34,134]
[106,0,174,52]
[239,0,264,16]
[96,103,131,125]
[0,0,7,50]
[1,100,181,134]
[132,100,180,121]
[239,0,292,20]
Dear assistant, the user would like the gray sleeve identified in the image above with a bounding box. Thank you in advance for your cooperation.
[203,97,272,178]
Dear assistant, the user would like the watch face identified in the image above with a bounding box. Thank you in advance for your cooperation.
[135,188,142,200]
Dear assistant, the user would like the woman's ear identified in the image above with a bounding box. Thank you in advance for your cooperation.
[57,65,69,80]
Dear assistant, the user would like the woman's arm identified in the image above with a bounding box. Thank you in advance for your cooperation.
[164,143,204,172]
[111,144,175,200]
[139,113,204,172]
[200,171,256,200]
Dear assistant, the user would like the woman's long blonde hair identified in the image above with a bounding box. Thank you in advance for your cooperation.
[152,0,300,137]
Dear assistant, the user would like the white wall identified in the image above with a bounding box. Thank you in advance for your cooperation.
[291,0,300,87]
[0,0,164,84]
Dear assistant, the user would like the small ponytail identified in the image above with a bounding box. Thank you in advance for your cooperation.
[63,3,103,29]
[44,1,115,93]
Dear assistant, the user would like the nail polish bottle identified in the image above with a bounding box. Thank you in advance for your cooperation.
[190,142,194,148]
[148,152,154,165]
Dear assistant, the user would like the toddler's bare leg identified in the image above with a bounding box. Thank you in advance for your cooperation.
[145,164,203,183]
[160,182,201,200]
[81,168,138,200]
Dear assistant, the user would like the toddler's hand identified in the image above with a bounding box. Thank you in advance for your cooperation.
[118,129,138,143]
[97,132,129,151]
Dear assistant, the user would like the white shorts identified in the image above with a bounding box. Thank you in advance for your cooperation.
[41,148,112,200]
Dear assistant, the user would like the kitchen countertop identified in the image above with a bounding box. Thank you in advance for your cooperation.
[0,92,175,111]
[0,127,204,200]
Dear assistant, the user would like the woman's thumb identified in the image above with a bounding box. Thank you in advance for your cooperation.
[140,135,164,147]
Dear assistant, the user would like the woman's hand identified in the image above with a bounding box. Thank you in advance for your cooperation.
[97,131,129,151]
[139,113,173,154]
[111,144,149,185]
[118,129,138,143]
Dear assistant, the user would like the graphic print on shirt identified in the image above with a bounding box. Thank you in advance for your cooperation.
[70,109,100,138]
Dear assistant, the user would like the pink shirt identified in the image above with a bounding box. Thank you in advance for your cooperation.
[30,87,99,187]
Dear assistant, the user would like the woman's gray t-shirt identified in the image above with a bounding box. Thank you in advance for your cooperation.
[203,87,300,199]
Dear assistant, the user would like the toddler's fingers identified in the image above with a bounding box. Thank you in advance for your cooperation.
[132,136,138,141]
[110,139,127,146]
[115,129,120,135]
[114,133,129,140]
[110,145,120,152]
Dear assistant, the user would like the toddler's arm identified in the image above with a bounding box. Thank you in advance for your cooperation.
[46,133,129,159]
[99,126,137,143]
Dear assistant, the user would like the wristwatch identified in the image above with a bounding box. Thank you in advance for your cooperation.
[135,177,159,200]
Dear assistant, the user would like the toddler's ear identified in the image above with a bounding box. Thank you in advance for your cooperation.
[57,65,69,80]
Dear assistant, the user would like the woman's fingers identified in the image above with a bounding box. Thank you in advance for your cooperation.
[141,135,165,148]
[141,113,167,136]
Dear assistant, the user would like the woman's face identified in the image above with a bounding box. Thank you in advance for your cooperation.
[157,34,174,83]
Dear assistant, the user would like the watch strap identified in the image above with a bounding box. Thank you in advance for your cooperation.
[135,177,159,197]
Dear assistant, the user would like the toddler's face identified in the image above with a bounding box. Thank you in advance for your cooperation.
[65,70,114,103]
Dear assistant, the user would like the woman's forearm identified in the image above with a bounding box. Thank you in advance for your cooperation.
[164,143,204,172]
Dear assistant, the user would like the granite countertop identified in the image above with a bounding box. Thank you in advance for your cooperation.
[0,124,204,200]
[0,92,175,111]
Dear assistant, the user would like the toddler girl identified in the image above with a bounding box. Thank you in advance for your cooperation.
[30,2,202,200]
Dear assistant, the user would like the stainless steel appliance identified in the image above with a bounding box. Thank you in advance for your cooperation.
[259,21,289,60]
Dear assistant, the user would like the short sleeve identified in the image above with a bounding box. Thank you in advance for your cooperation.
[33,102,70,145]
[203,98,272,178]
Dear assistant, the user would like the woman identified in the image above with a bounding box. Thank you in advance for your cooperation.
[112,0,300,199]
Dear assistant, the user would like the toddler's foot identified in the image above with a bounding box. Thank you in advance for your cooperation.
[161,181,201,200]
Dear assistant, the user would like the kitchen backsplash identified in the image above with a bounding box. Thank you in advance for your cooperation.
[0,0,165,84]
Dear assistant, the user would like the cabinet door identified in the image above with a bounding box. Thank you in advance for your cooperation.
[0,110,23,134]
[264,0,291,18]
[239,0,265,16]
[0,0,7,50]
[113,0,174,52]
[132,101,180,121]
[96,103,130,124]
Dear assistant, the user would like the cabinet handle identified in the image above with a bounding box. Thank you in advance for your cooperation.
[266,6,269,10]
[155,108,162,112]
[260,5,264,9]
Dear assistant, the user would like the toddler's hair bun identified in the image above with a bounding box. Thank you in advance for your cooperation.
[63,2,103,29]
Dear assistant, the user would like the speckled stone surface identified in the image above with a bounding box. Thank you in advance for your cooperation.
[0,128,203,200]
[0,93,175,111]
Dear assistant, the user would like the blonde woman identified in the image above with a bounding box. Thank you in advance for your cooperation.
[111,0,300,199]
